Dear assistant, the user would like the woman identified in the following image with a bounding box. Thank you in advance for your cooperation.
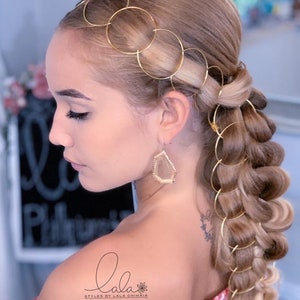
[39,0,293,299]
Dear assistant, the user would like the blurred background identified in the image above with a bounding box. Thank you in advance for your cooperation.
[0,0,299,299]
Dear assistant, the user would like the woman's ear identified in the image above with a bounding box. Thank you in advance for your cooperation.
[158,90,191,144]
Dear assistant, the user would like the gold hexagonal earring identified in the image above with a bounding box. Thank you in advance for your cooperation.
[152,150,176,184]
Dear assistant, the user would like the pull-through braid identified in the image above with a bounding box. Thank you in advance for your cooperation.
[205,89,293,299]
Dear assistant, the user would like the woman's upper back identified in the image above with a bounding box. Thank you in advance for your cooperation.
[38,206,226,300]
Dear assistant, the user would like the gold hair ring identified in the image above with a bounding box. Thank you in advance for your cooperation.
[229,272,264,297]
[136,28,185,81]
[246,99,257,113]
[213,189,246,220]
[106,6,157,55]
[76,0,224,95]
[220,216,256,250]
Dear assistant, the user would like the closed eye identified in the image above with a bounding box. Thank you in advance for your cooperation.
[66,110,89,121]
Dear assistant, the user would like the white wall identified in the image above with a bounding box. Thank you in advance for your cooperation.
[0,0,77,75]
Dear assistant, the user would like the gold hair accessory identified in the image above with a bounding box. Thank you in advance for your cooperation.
[152,150,176,184]
[219,243,253,274]
[76,0,224,94]
[209,102,249,194]
[229,265,252,274]
[220,216,256,250]
[246,99,257,112]
[213,189,245,220]
[209,118,247,193]
[107,6,157,54]
[209,100,261,297]
[228,271,264,298]
[220,252,253,274]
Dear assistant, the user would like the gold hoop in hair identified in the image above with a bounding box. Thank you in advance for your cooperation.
[230,265,252,274]
[106,6,157,55]
[209,121,246,194]
[214,123,248,166]
[214,122,236,161]
[80,0,131,27]
[76,0,224,97]
[208,104,222,135]
[246,99,257,113]
[210,160,242,193]
[210,159,222,193]
[136,28,185,81]
[219,248,253,274]
[208,65,225,97]
[75,0,85,8]
[220,216,256,250]
[82,0,110,27]
[228,271,264,298]
[213,189,246,220]
[184,48,209,90]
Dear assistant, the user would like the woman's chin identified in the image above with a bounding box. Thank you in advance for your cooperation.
[78,176,118,193]
[78,177,102,193]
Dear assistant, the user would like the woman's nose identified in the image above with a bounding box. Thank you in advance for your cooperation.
[49,112,73,148]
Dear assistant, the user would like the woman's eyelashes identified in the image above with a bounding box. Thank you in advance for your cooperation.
[66,110,89,121]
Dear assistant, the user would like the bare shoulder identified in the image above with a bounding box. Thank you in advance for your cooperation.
[38,213,218,300]
[38,232,143,300]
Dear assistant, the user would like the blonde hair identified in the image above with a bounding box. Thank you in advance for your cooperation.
[59,0,294,298]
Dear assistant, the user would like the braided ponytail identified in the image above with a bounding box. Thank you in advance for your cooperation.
[198,68,293,299]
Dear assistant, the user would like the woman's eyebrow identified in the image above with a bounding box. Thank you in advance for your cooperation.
[55,88,92,100]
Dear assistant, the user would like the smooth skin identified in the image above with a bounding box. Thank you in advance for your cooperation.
[39,29,226,300]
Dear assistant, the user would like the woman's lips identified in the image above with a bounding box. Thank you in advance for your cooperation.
[70,162,85,172]
[64,156,85,172]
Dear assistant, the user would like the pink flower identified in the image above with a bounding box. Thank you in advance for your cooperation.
[3,78,27,115]
[28,63,52,99]
[2,62,52,117]
[9,81,26,99]
[3,96,27,115]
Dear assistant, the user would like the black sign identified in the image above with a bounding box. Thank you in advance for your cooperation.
[12,94,134,262]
